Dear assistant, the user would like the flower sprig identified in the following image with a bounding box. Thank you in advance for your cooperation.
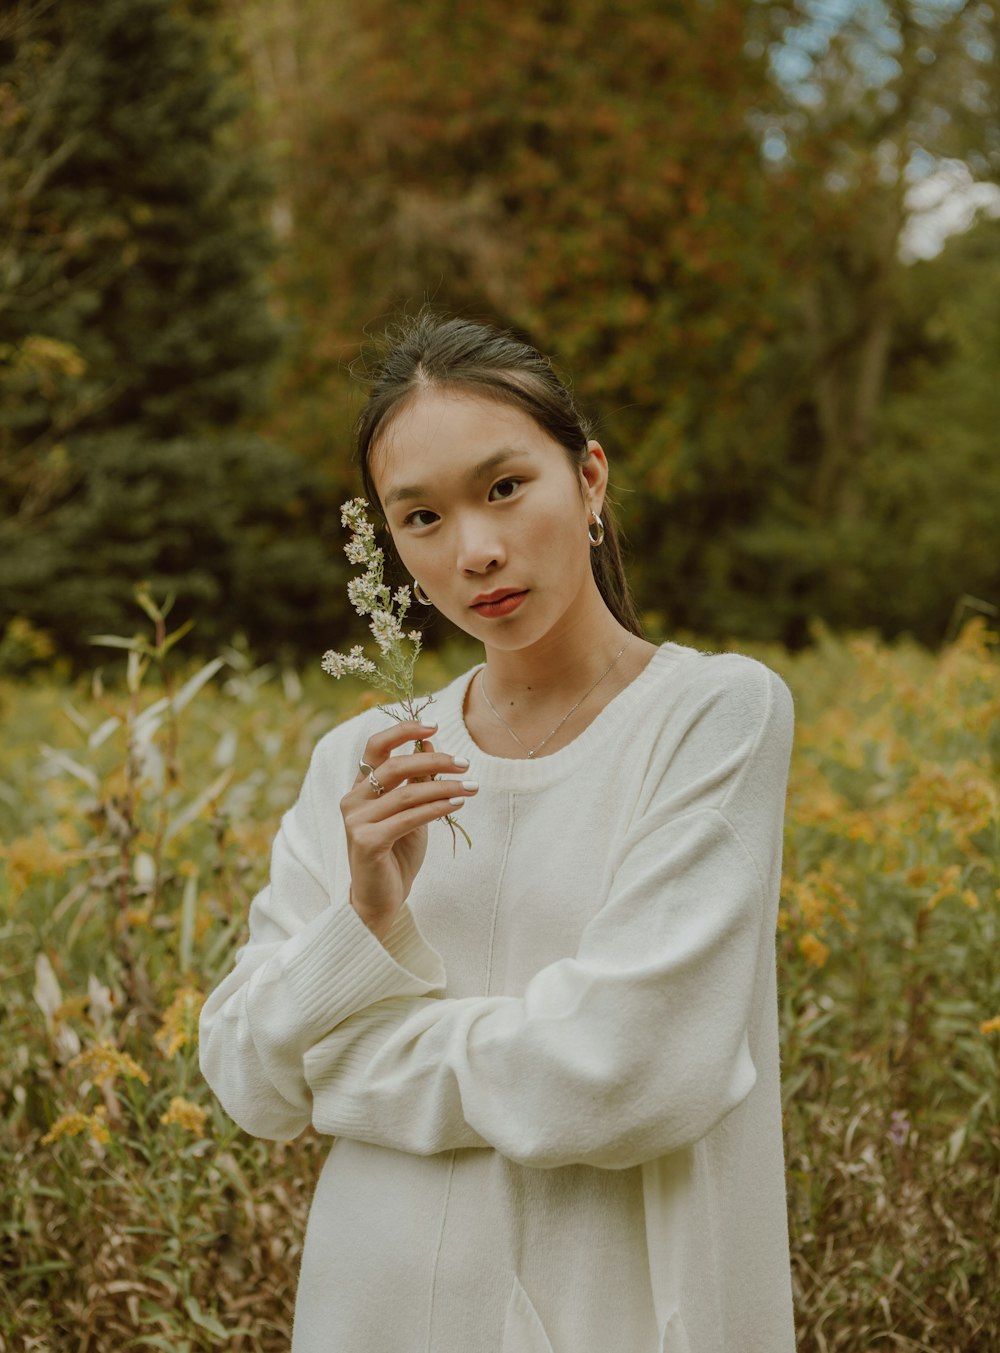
[322,498,471,849]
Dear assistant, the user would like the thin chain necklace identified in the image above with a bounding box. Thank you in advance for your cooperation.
[480,634,634,758]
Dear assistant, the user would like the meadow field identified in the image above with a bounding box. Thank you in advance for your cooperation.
[1,617,997,1352]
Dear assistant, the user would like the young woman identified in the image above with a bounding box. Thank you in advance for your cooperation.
[200,314,797,1353]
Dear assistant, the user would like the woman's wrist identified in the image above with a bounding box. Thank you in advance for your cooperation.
[349,887,396,943]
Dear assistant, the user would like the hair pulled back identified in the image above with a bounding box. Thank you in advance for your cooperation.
[355,311,643,637]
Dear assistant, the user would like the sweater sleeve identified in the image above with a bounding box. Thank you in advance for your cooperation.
[299,665,794,1169]
[198,720,447,1141]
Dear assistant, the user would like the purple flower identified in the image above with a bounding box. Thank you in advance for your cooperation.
[888,1108,910,1147]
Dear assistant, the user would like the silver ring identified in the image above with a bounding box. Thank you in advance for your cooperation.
[359,759,376,776]
[368,770,386,797]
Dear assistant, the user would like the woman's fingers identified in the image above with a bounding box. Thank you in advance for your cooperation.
[363,775,476,823]
[351,791,470,848]
[344,720,474,928]
[361,748,467,795]
[356,719,439,783]
[346,775,477,841]
[344,720,476,841]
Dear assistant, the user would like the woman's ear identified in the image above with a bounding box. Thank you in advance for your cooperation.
[580,440,609,517]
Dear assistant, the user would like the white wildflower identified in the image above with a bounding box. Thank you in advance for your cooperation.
[320,646,377,679]
[322,498,469,850]
[348,573,386,617]
[341,499,376,541]
[370,608,404,655]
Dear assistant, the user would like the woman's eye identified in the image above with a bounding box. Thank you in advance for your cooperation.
[488,478,521,501]
[403,508,438,529]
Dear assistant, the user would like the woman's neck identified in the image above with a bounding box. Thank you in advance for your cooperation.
[481,591,630,702]
[466,589,658,759]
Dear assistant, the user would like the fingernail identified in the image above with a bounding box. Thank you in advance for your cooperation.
[420,722,438,731]
[453,756,470,770]
[449,796,465,807]
[461,781,478,791]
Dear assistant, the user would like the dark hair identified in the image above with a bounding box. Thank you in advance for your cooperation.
[355,311,643,636]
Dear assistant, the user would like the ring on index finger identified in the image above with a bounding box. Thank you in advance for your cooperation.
[358,758,386,797]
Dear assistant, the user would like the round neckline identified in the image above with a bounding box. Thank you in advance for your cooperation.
[434,641,695,792]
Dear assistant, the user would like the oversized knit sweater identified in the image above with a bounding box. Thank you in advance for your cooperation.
[199,641,797,1353]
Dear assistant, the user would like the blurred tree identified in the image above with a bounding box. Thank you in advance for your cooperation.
[0,0,343,665]
[226,0,797,623]
[735,0,1000,638]
[848,215,1000,642]
[223,0,1000,646]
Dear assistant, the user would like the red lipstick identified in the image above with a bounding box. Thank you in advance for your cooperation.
[471,588,527,618]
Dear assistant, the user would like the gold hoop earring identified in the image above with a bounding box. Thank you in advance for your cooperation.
[413,581,432,605]
[587,513,605,548]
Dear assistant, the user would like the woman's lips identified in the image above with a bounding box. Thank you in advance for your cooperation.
[471,591,527,618]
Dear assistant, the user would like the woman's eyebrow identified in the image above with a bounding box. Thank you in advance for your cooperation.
[384,448,533,508]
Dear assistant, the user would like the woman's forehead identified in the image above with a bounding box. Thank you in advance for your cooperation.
[373,389,562,493]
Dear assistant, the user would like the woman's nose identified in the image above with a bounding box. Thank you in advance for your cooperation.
[455,516,505,574]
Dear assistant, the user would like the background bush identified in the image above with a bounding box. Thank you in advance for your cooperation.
[1,614,997,1350]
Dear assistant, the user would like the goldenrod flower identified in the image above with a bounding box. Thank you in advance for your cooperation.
[926,864,961,912]
[53,995,91,1024]
[42,1106,110,1146]
[156,987,205,1058]
[160,1096,209,1136]
[69,1041,150,1087]
[0,827,69,900]
[980,1016,1000,1036]
[798,934,830,969]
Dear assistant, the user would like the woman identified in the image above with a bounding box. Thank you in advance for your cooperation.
[200,313,797,1353]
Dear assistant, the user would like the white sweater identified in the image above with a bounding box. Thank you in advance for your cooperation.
[200,642,797,1353]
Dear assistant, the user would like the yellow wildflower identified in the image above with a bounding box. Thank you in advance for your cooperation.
[843,816,877,844]
[160,1096,209,1136]
[795,882,827,931]
[980,1016,1000,1036]
[927,864,961,912]
[42,1106,110,1146]
[0,827,69,900]
[798,934,830,969]
[69,1041,150,1087]
[53,995,91,1025]
[53,820,82,850]
[156,987,205,1058]
[961,889,980,911]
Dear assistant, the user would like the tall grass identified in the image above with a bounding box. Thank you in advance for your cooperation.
[1,608,997,1351]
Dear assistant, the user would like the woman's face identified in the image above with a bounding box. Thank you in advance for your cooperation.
[372,389,608,652]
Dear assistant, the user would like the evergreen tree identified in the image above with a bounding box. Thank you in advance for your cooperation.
[0,0,342,665]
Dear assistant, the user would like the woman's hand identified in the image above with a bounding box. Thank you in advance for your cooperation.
[340,720,477,939]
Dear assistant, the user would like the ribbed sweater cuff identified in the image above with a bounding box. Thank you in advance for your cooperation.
[306,1004,411,1136]
[269,899,446,1047]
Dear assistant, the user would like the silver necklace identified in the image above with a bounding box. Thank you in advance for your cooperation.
[480,634,634,758]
